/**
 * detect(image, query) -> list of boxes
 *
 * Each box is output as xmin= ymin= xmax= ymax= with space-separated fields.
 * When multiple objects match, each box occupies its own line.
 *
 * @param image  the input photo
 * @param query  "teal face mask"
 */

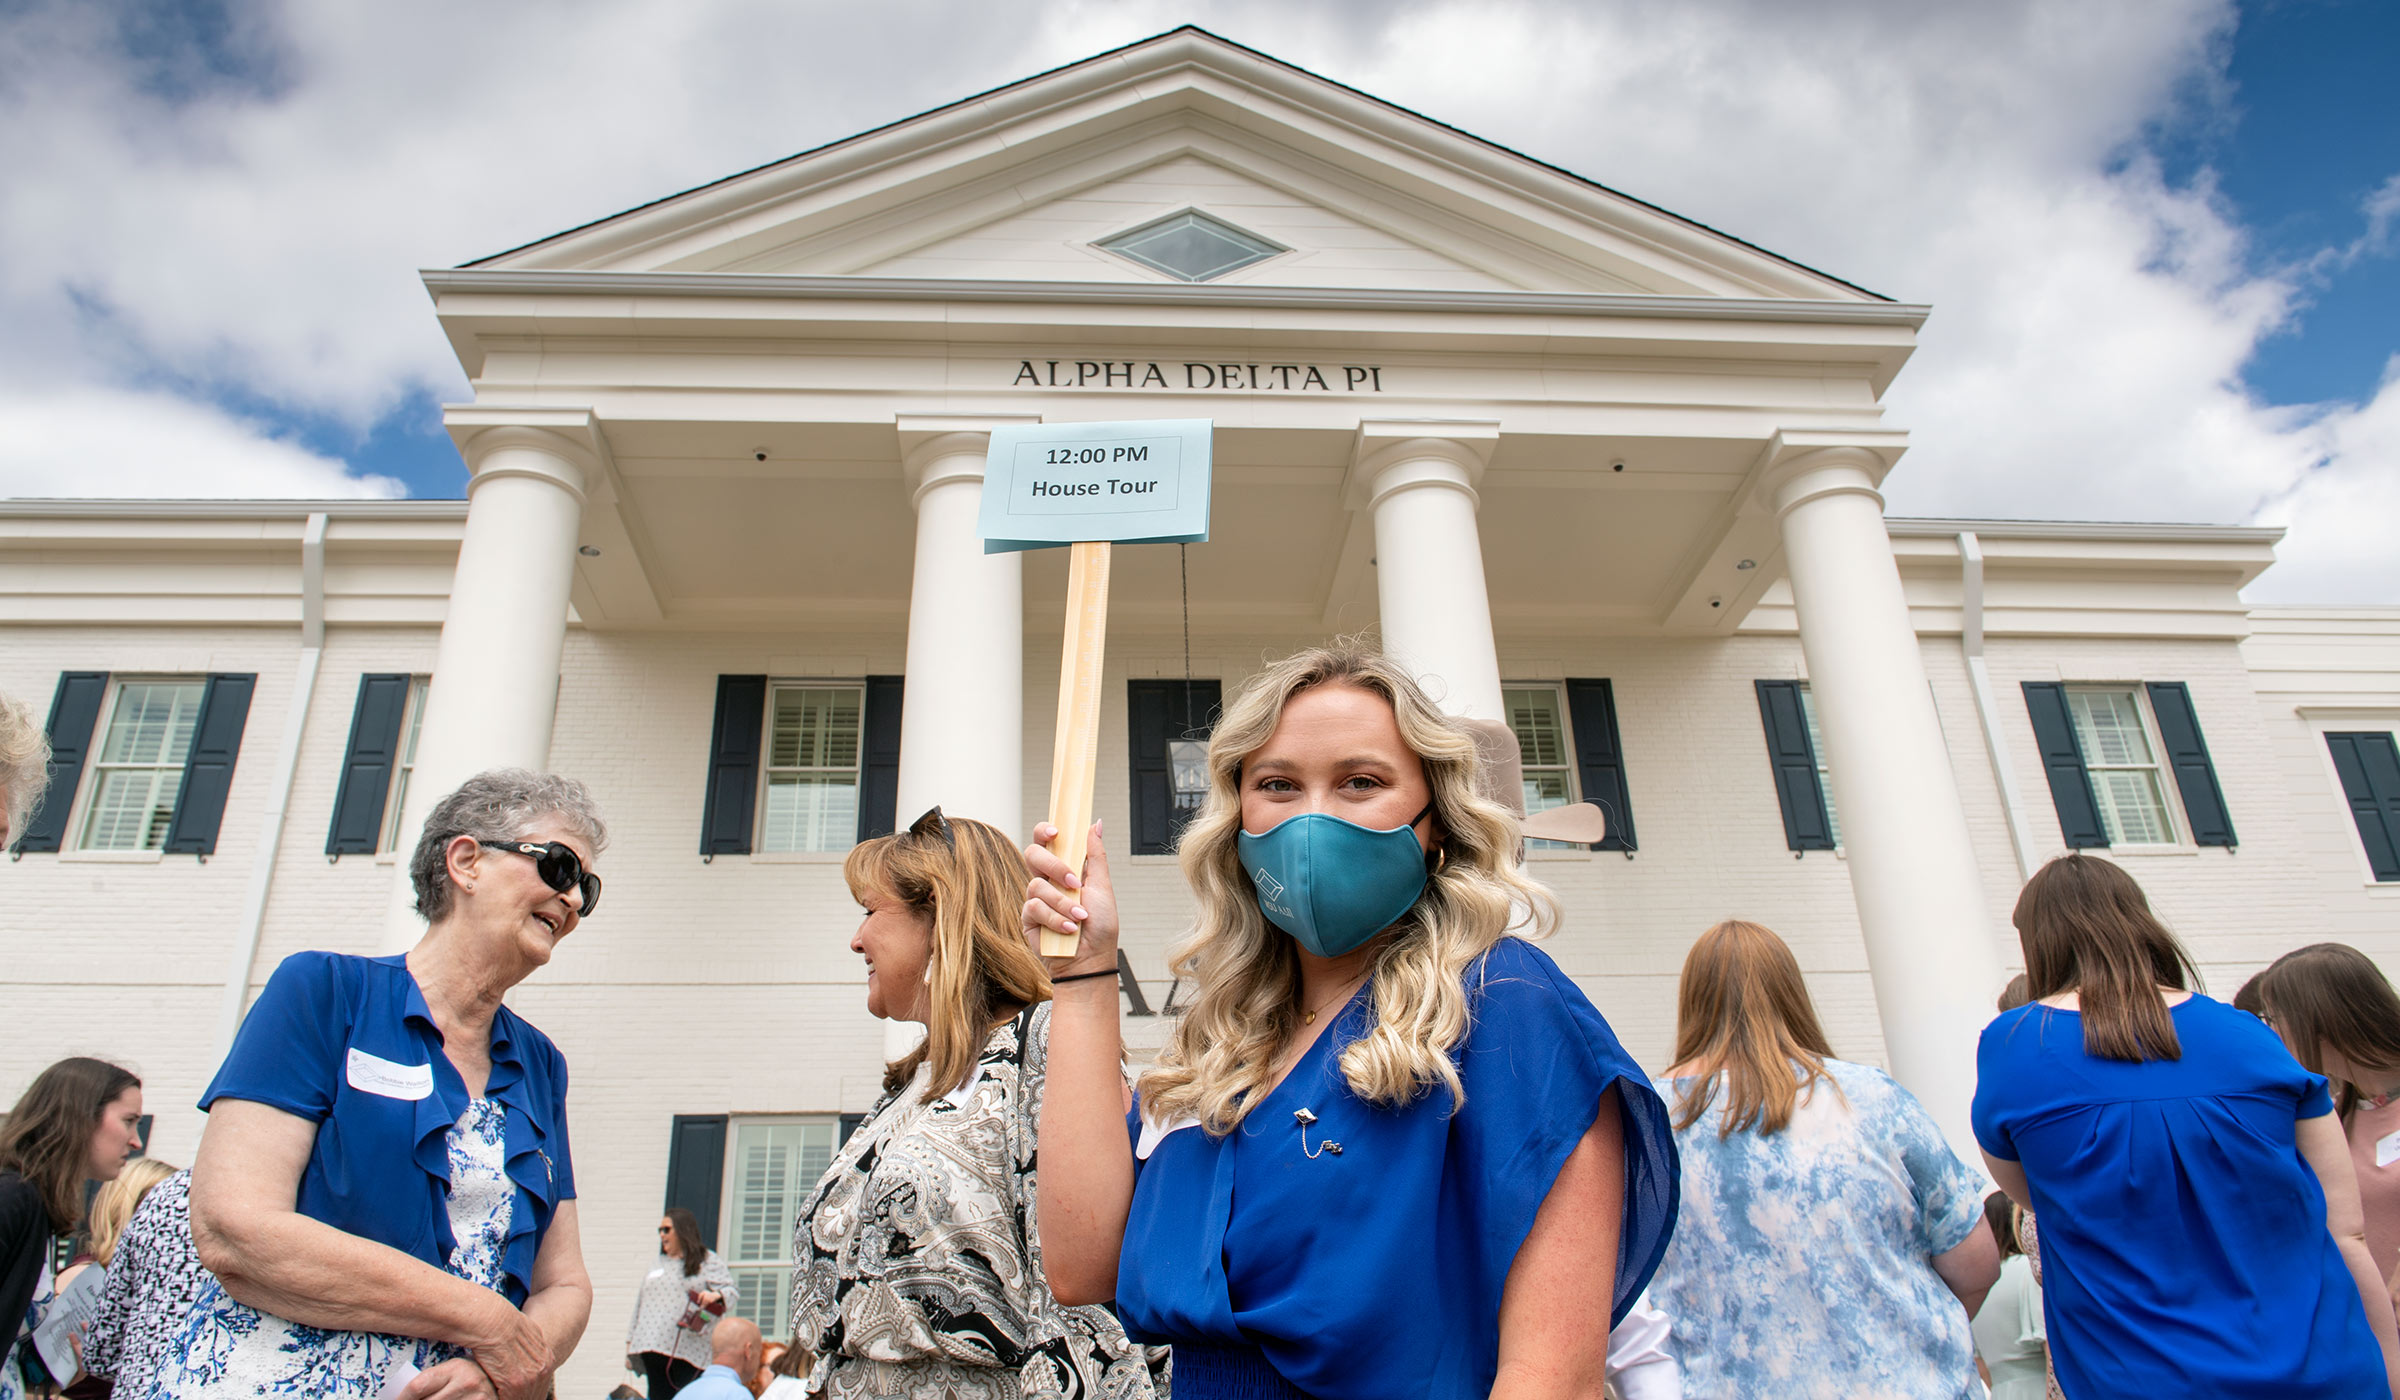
xmin=1236 ymin=804 xmax=1434 ymax=958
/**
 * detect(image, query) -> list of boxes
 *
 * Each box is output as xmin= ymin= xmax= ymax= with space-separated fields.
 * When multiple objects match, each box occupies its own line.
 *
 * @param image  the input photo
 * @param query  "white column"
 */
xmin=1356 ymin=430 xmax=1505 ymax=722
xmin=380 ymin=426 xmax=592 ymax=952
xmin=894 ymin=430 xmax=1025 ymax=834
xmin=1767 ymin=445 xmax=2003 ymax=1160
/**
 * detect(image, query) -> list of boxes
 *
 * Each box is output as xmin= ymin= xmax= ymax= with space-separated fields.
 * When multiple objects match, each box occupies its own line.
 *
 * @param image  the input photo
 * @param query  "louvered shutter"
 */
xmin=1755 ymin=681 xmax=1834 ymax=851
xmin=1565 ymin=679 xmax=1636 ymax=852
xmin=663 ymin=1114 xmax=729 ymax=1248
xmin=2327 ymin=733 xmax=2400 ymax=882
xmin=700 ymin=676 xmax=766 ymax=856
xmin=2145 ymin=682 xmax=2235 ymax=847
xmin=327 ymin=674 xmax=412 ymax=855
xmin=13 ymin=671 xmax=107 ymax=854
xmin=856 ymin=676 xmax=904 ymax=841
xmin=2022 ymin=682 xmax=2108 ymax=848
xmin=164 ymin=673 xmax=256 ymax=856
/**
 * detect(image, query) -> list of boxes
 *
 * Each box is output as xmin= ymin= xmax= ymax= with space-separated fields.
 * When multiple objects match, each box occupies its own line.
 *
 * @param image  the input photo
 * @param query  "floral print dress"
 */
xmin=151 ymin=1099 xmax=515 ymax=1399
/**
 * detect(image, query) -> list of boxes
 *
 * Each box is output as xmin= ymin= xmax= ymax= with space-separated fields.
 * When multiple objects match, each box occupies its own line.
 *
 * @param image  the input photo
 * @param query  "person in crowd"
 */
xmin=791 ymin=807 xmax=1156 ymax=1398
xmin=1645 ymin=919 xmax=1996 ymax=1398
xmin=155 ymin=769 xmax=603 ymax=1400
xmin=624 ymin=1208 xmax=736 ymax=1400
xmin=0 ymin=1059 xmax=144 ymax=1400
xmin=0 ymin=687 xmax=50 ymax=855
xmin=50 ymin=1156 xmax=174 ymax=1398
xmin=1988 ymin=973 xmax=2065 ymax=1400
xmin=671 ymin=1317 xmax=760 ymax=1400
xmin=748 ymin=1342 xmax=783 ymax=1399
xmin=1970 ymin=1192 xmax=2049 ymax=1400
xmin=1028 ymin=643 xmax=1678 ymax=1400
xmin=1974 ymin=853 xmax=2400 ymax=1397
xmin=2234 ymin=969 xmax=2269 ymax=1018
xmin=80 ymin=1165 xmax=204 ymax=1400
xmin=755 ymin=1337 xmax=809 ymax=1400
xmin=2256 ymin=941 xmax=2400 ymax=1316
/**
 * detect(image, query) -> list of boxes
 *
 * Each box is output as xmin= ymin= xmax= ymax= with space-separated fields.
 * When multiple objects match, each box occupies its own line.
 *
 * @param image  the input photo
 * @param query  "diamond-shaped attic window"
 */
xmin=1098 ymin=210 xmax=1283 ymax=282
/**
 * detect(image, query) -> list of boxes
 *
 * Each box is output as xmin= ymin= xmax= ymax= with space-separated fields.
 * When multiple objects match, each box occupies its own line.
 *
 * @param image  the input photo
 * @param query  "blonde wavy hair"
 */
xmin=845 ymin=812 xmax=1053 ymax=1100
xmin=0 ymin=689 xmax=51 ymax=842
xmin=87 ymin=1157 xmax=175 ymax=1266
xmin=1139 ymin=643 xmax=1557 ymax=1134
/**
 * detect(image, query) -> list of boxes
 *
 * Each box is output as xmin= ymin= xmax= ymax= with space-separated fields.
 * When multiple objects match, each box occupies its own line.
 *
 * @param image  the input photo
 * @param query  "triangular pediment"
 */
xmin=473 ymin=28 xmax=1880 ymax=302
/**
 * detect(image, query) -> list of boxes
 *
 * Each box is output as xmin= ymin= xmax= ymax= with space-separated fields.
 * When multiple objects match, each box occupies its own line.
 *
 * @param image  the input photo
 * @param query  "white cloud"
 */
xmin=0 ymin=0 xmax=2392 ymax=599
xmin=0 ymin=387 xmax=401 ymax=499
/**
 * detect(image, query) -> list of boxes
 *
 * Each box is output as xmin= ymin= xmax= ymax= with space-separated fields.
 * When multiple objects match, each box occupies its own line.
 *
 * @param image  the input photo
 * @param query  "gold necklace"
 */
xmin=1300 ymin=972 xmax=1369 ymax=1026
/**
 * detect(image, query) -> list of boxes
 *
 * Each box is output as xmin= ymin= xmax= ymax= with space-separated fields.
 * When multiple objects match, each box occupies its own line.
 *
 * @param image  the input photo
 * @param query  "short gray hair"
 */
xmin=0 ymin=690 xmax=53 ymax=842
xmin=410 ymin=768 xmax=609 ymax=921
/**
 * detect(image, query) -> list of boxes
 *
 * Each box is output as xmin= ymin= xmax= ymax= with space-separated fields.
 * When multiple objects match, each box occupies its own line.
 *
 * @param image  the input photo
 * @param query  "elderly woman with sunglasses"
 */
xmin=157 ymin=769 xmax=605 ymax=1400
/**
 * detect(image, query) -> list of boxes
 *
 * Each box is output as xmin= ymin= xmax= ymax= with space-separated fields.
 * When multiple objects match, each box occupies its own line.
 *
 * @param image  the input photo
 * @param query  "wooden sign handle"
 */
xmin=1044 ymin=541 xmax=1111 ymax=957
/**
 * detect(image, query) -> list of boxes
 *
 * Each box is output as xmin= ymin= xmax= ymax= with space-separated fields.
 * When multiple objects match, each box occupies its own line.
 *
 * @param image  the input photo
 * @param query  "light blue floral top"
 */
xmin=1646 ymin=1059 xmax=1984 ymax=1400
xmin=151 ymin=1099 xmax=514 ymax=1399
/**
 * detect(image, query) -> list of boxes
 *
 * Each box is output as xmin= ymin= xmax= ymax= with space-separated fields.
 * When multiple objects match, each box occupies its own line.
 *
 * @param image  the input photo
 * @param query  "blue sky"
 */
xmin=2 ymin=0 xmax=2395 ymax=599
xmin=2162 ymin=0 xmax=2399 ymax=408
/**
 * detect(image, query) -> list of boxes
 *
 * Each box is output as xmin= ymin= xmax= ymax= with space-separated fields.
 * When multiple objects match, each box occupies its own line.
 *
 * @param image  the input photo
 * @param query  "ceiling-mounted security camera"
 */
xmin=752 ymin=447 xmax=770 ymax=462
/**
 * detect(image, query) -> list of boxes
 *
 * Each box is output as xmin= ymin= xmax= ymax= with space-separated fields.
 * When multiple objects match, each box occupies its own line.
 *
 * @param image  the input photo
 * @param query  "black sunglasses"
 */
xmin=478 ymin=840 xmax=602 ymax=916
xmin=908 ymin=805 xmax=954 ymax=849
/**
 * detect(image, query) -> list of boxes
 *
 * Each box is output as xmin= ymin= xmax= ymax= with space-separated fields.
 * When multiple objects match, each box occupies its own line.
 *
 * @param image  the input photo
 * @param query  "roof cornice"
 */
xmin=0 ymin=499 xmax=467 ymax=518
xmin=421 ymin=269 xmax=1929 ymax=328
xmin=1886 ymin=517 xmax=2285 ymax=545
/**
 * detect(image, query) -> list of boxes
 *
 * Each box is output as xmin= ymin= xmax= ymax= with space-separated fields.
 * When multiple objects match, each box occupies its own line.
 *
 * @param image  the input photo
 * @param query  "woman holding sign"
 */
xmin=1026 ymin=644 xmax=1677 ymax=1400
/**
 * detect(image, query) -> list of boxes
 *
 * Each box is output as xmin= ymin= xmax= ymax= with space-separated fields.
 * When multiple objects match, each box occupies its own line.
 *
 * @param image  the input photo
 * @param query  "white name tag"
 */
xmin=346 ymin=1048 xmax=434 ymax=1101
xmin=2377 ymin=1129 xmax=2400 ymax=1169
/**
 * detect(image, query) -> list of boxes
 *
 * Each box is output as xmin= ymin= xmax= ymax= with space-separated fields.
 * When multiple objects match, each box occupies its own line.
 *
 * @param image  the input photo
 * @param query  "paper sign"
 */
xmin=346 ymin=1047 xmax=435 ymax=1101
xmin=979 ymin=419 xmax=1212 ymax=553
xmin=375 ymin=1358 xmax=422 ymax=1400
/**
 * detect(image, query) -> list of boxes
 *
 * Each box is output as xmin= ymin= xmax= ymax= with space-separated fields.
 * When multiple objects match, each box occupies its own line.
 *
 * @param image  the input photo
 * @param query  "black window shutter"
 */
xmin=1755 ymin=681 xmax=1835 ymax=851
xmin=699 ymin=676 xmax=766 ymax=856
xmin=838 ymin=1112 xmax=867 ymax=1146
xmin=1565 ymin=679 xmax=1637 ymax=852
xmin=2022 ymin=682 xmax=2108 ymax=848
xmin=327 ymin=674 xmax=413 ymax=855
xmin=1128 ymin=679 xmax=1220 ymax=856
xmin=2145 ymin=682 xmax=2235 ymax=847
xmin=662 ymin=1114 xmax=729 ymax=1249
xmin=164 ymin=673 xmax=256 ymax=856
xmin=13 ymin=671 xmax=107 ymax=854
xmin=857 ymin=675 xmax=904 ymax=841
xmin=2327 ymin=732 xmax=2400 ymax=882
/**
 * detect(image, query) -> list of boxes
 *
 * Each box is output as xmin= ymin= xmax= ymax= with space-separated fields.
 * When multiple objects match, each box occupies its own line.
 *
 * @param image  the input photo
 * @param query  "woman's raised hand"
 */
xmin=1024 ymin=820 xmax=1120 ymax=978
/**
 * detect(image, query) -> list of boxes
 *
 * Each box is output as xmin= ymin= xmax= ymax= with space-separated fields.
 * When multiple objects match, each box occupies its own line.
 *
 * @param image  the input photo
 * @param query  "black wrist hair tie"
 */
xmin=1052 ymin=968 xmax=1119 ymax=984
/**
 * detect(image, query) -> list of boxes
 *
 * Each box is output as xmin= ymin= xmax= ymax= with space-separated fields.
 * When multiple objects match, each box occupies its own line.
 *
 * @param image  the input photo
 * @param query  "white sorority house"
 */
xmin=5 ymin=28 xmax=2398 ymax=1391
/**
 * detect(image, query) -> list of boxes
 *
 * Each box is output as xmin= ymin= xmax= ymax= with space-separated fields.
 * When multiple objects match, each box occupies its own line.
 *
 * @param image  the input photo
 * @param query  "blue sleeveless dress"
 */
xmin=1118 ymin=937 xmax=1678 ymax=1400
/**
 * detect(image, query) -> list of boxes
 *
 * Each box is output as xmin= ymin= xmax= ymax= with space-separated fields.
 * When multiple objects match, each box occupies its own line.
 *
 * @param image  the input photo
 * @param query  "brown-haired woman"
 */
xmin=1645 ymin=920 xmax=1996 ymax=1398
xmin=1974 ymin=853 xmax=2400 ymax=1397
xmin=787 ymin=807 xmax=1155 ymax=1399
xmin=0 ymin=1057 xmax=145 ymax=1397
xmin=623 ymin=1207 xmax=737 ymax=1398
xmin=2257 ymin=941 xmax=2400 ymax=1320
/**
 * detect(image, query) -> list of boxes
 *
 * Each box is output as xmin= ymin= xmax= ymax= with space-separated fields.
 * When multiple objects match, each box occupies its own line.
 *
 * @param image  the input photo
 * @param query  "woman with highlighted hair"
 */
xmin=1026 ymin=643 xmax=1677 ymax=1400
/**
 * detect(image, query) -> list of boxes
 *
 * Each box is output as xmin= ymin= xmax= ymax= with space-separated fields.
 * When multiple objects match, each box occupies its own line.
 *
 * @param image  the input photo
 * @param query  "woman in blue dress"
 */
xmin=1023 ymin=644 xmax=1677 ymax=1400
xmin=157 ymin=770 xmax=604 ymax=1400
xmin=1973 ymin=853 xmax=2400 ymax=1398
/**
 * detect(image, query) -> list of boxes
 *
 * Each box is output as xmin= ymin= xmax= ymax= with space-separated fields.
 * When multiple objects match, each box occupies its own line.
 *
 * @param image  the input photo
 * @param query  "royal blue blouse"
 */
xmin=1973 ymin=994 xmax=2383 ymax=1398
xmin=202 ymin=951 xmax=577 ymax=1306
xmin=1117 ymin=937 xmax=1677 ymax=1400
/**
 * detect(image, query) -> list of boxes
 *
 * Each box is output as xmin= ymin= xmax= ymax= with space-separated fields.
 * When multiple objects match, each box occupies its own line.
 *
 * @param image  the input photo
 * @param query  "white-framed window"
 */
xmin=78 ymin=679 xmax=205 ymax=852
xmin=2066 ymin=687 xmax=2178 ymax=846
xmin=719 ymin=1117 xmax=840 ymax=1339
xmin=1797 ymin=683 xmax=1841 ymax=847
xmin=759 ymin=684 xmax=864 ymax=853
xmin=379 ymin=677 xmax=431 ymax=854
xmin=1503 ymin=685 xmax=1580 ymax=849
